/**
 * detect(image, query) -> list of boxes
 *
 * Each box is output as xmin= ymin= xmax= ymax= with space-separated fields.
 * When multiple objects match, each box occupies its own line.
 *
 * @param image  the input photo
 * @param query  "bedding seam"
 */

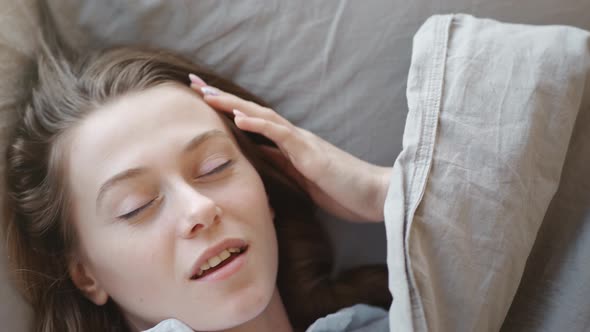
xmin=404 ymin=14 xmax=453 ymax=332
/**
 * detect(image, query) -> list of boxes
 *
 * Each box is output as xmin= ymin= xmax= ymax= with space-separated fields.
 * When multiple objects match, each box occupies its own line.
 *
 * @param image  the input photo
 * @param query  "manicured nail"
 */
xmin=188 ymin=73 xmax=206 ymax=86
xmin=201 ymin=86 xmax=220 ymax=96
xmin=233 ymin=109 xmax=247 ymax=117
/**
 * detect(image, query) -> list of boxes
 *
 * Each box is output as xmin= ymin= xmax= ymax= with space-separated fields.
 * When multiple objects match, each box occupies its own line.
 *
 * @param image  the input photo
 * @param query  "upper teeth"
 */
xmin=197 ymin=247 xmax=242 ymax=276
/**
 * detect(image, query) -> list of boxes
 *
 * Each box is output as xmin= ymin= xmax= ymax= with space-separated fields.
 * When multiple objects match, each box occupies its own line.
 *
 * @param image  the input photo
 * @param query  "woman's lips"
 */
xmin=193 ymin=246 xmax=248 ymax=282
xmin=188 ymin=238 xmax=248 ymax=280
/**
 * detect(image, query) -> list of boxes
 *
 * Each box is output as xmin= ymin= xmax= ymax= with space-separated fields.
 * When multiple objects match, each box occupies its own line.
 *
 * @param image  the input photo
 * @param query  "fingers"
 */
xmin=187 ymin=73 xmax=300 ymax=149
xmin=188 ymin=73 xmax=207 ymax=88
xmin=187 ymin=73 xmax=316 ymax=171
xmin=188 ymin=76 xmax=289 ymax=127
xmin=232 ymin=112 xmax=294 ymax=150
xmin=211 ymin=91 xmax=287 ymax=126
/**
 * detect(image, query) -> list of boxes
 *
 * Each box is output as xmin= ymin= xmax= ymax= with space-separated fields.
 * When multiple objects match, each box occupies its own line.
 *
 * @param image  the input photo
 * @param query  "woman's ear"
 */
xmin=68 ymin=260 xmax=109 ymax=306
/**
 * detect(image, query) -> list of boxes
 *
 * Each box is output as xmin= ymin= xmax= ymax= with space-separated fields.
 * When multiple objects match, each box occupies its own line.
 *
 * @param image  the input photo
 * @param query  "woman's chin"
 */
xmin=184 ymin=285 xmax=276 ymax=331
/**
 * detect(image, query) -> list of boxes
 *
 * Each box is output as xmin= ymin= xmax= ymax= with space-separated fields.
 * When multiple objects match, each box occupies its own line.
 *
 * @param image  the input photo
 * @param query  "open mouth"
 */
xmin=190 ymin=245 xmax=248 ymax=280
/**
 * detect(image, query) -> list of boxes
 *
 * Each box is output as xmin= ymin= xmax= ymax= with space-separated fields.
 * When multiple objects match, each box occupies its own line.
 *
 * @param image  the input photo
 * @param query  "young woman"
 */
xmin=1 ymin=3 xmax=392 ymax=332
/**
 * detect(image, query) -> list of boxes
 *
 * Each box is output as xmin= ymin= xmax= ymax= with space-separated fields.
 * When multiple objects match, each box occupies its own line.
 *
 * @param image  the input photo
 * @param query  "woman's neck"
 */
xmin=225 ymin=287 xmax=294 ymax=332
xmin=127 ymin=287 xmax=295 ymax=332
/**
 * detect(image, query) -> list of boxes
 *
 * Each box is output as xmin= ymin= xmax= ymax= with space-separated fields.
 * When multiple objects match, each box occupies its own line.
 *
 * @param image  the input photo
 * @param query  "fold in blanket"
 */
xmin=384 ymin=14 xmax=590 ymax=332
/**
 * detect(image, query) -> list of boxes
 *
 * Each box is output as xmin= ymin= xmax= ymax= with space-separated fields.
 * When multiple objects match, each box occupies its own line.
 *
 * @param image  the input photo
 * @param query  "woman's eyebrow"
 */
xmin=96 ymin=168 xmax=146 ymax=212
xmin=181 ymin=129 xmax=229 ymax=154
xmin=95 ymin=129 xmax=229 ymax=211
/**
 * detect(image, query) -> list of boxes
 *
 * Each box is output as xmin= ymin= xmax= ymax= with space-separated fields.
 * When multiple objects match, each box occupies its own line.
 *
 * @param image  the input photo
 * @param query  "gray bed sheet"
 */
xmin=2 ymin=1 xmax=590 ymax=331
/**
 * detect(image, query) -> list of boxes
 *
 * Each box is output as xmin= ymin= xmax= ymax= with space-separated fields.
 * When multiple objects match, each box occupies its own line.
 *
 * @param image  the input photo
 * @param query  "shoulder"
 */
xmin=142 ymin=319 xmax=193 ymax=332
xmin=305 ymin=304 xmax=389 ymax=332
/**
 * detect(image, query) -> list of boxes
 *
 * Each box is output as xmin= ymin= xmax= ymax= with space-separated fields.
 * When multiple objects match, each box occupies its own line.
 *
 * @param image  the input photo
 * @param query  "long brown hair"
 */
xmin=1 ymin=1 xmax=391 ymax=331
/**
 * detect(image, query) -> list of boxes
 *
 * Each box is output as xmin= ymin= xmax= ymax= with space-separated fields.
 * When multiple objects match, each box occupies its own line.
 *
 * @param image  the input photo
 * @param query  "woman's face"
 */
xmin=66 ymin=83 xmax=278 ymax=330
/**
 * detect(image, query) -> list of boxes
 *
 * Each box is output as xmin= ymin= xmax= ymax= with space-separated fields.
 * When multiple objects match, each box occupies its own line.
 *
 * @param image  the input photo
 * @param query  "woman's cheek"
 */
xmin=224 ymin=166 xmax=267 ymax=206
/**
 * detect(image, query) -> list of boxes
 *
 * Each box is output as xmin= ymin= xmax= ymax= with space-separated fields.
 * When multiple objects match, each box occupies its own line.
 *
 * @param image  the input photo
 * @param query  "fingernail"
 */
xmin=188 ymin=73 xmax=206 ymax=86
xmin=201 ymin=86 xmax=220 ymax=96
xmin=233 ymin=109 xmax=247 ymax=117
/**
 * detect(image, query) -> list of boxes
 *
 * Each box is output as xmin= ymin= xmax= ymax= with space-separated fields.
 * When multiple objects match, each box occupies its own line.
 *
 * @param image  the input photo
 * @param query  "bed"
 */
xmin=1 ymin=1 xmax=589 ymax=331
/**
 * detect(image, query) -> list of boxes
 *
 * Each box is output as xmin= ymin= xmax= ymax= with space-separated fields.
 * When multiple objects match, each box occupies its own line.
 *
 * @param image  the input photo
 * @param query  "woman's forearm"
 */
xmin=369 ymin=166 xmax=392 ymax=222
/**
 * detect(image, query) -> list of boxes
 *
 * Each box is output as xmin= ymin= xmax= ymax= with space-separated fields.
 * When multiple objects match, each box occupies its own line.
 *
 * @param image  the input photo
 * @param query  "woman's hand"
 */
xmin=189 ymin=76 xmax=391 ymax=222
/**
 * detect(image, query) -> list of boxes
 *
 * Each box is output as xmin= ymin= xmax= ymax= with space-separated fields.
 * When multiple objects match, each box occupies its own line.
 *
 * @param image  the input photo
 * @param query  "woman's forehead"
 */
xmin=94 ymin=83 xmax=221 ymax=127
xmin=73 ymin=84 xmax=228 ymax=150
xmin=66 ymin=84 xmax=233 ymax=201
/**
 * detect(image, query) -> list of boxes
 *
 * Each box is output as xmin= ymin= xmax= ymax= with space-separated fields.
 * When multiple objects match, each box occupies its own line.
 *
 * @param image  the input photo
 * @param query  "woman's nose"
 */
xmin=175 ymin=184 xmax=222 ymax=239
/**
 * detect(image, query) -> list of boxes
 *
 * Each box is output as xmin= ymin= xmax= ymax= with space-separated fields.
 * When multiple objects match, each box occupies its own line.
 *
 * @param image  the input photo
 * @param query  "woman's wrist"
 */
xmin=368 ymin=166 xmax=392 ymax=222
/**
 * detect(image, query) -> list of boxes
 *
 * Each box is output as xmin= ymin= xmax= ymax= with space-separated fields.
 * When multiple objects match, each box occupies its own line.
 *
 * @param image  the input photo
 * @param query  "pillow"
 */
xmin=384 ymin=14 xmax=590 ymax=331
xmin=56 ymin=0 xmax=590 ymax=274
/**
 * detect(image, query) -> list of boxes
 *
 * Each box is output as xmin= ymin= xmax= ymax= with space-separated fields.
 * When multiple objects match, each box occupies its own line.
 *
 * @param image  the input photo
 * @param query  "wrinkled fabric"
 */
xmin=144 ymin=319 xmax=194 ymax=332
xmin=2 ymin=2 xmax=590 ymax=330
xmin=145 ymin=304 xmax=388 ymax=332
xmin=305 ymin=304 xmax=388 ymax=332
xmin=385 ymin=13 xmax=590 ymax=332
xmin=139 ymin=13 xmax=590 ymax=332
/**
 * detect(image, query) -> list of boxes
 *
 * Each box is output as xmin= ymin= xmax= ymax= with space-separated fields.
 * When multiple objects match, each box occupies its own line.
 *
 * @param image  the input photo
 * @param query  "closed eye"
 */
xmin=199 ymin=159 xmax=233 ymax=178
xmin=118 ymin=160 xmax=234 ymax=221
xmin=118 ymin=197 xmax=157 ymax=220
